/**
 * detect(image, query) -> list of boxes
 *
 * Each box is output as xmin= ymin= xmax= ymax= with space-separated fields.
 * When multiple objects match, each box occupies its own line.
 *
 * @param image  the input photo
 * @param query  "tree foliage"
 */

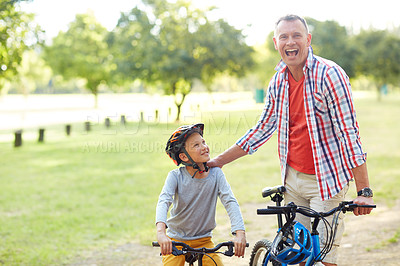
xmin=12 ymin=50 xmax=51 ymax=94
xmin=44 ymin=12 xmax=111 ymax=107
xmin=354 ymin=29 xmax=400 ymax=92
xmin=306 ymin=18 xmax=357 ymax=78
xmin=107 ymin=7 xmax=160 ymax=88
xmin=110 ymin=0 xmax=254 ymax=120
xmin=0 ymin=0 xmax=43 ymax=91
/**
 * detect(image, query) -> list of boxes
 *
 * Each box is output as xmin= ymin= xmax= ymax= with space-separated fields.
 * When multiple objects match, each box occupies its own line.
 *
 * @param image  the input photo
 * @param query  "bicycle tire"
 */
xmin=249 ymin=239 xmax=281 ymax=266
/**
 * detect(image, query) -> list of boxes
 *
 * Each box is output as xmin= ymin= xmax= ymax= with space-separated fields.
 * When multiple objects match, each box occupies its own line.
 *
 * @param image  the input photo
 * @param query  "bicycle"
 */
xmin=152 ymin=240 xmax=249 ymax=266
xmin=249 ymin=185 xmax=376 ymax=266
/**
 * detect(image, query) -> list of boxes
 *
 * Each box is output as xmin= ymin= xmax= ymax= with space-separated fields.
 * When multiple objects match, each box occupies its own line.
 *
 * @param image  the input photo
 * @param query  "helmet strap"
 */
xmin=181 ymin=148 xmax=209 ymax=178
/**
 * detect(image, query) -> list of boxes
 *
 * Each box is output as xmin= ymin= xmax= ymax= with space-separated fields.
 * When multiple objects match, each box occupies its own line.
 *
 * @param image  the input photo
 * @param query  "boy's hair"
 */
xmin=165 ymin=123 xmax=204 ymax=166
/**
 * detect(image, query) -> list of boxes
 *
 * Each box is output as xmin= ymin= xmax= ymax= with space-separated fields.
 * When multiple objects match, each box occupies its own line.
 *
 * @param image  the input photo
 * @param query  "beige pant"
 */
xmin=284 ymin=165 xmax=348 ymax=264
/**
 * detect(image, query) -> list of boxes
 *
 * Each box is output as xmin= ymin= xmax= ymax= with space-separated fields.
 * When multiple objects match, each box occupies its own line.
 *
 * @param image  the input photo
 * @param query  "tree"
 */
xmin=305 ymin=18 xmax=357 ymax=78
xmin=111 ymin=0 xmax=254 ymax=120
xmin=255 ymin=31 xmax=282 ymax=87
xmin=140 ymin=0 xmax=254 ymax=121
xmin=11 ymin=50 xmax=52 ymax=95
xmin=107 ymin=7 xmax=160 ymax=90
xmin=354 ymin=29 xmax=400 ymax=99
xmin=0 ymin=0 xmax=43 ymax=92
xmin=44 ymin=12 xmax=111 ymax=107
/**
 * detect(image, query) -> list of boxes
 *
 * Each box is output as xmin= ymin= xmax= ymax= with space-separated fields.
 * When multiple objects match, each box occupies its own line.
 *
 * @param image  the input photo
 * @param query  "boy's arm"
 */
xmin=216 ymin=169 xmax=247 ymax=257
xmin=155 ymin=171 xmax=177 ymax=255
xmin=156 ymin=222 xmax=172 ymax=255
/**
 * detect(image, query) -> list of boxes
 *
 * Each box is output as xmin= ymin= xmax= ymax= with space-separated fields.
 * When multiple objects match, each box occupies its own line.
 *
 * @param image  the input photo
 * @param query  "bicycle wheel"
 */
xmin=249 ymin=239 xmax=281 ymax=266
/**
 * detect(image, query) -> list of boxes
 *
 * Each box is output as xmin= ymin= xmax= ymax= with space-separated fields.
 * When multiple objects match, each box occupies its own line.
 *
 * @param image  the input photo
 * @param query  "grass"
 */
xmin=0 ymin=93 xmax=399 ymax=264
xmin=366 ymin=228 xmax=400 ymax=251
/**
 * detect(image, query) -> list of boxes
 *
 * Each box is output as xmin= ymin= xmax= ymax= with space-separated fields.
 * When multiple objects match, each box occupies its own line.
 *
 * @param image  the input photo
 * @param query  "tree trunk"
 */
xmin=94 ymin=93 xmax=98 ymax=109
xmin=174 ymin=93 xmax=187 ymax=122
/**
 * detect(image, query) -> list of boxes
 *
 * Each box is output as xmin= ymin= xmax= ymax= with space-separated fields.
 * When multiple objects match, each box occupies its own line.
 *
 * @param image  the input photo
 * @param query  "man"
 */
xmin=208 ymin=15 xmax=374 ymax=266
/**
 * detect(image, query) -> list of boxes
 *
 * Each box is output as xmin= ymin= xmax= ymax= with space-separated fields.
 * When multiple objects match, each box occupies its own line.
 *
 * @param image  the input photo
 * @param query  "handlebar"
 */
xmin=152 ymin=241 xmax=249 ymax=257
xmin=257 ymin=201 xmax=376 ymax=217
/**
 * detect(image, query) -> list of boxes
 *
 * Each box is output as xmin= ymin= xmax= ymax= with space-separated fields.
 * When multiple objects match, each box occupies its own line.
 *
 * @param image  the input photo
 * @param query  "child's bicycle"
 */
xmin=249 ymin=185 xmax=376 ymax=266
xmin=152 ymin=240 xmax=249 ymax=266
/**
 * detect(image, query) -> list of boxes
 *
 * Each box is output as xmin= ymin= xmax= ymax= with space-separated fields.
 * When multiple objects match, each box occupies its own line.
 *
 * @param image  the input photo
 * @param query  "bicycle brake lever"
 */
xmin=172 ymin=246 xmax=184 ymax=256
xmin=224 ymin=246 xmax=234 ymax=257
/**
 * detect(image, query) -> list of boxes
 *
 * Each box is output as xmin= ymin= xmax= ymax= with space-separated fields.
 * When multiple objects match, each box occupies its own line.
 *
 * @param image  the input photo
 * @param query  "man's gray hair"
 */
xmin=275 ymin=14 xmax=309 ymax=36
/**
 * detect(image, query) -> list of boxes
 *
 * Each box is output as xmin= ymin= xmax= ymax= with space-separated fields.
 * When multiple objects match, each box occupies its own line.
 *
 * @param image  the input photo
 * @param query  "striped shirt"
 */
xmin=237 ymin=47 xmax=366 ymax=200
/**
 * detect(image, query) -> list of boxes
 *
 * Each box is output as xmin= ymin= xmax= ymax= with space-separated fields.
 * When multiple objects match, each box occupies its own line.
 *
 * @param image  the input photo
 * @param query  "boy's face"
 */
xmin=180 ymin=132 xmax=210 ymax=164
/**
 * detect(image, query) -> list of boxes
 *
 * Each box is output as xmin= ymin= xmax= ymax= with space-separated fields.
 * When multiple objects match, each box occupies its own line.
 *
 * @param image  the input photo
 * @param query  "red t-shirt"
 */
xmin=287 ymin=72 xmax=315 ymax=174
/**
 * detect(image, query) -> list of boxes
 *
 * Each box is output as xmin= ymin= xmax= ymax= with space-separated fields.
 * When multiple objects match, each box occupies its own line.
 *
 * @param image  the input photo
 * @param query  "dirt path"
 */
xmin=70 ymin=200 xmax=400 ymax=266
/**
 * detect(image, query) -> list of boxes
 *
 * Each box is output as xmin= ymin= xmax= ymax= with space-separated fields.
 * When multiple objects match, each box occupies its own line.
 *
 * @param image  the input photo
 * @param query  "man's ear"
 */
xmin=179 ymin=152 xmax=189 ymax=162
xmin=273 ymin=36 xmax=278 ymax=50
xmin=307 ymin=33 xmax=312 ymax=46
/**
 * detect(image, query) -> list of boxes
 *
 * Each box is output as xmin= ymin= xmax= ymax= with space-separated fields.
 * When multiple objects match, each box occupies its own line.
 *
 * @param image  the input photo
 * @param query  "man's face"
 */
xmin=273 ymin=19 xmax=312 ymax=69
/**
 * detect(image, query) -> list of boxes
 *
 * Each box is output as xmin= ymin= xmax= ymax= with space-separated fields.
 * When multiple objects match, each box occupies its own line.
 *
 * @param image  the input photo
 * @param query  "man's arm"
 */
xmin=351 ymin=163 xmax=374 ymax=216
xmin=207 ymin=144 xmax=248 ymax=168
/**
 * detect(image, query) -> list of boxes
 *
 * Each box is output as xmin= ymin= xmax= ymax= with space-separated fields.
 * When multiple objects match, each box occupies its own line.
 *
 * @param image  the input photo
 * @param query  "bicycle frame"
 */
xmin=262 ymin=223 xmax=322 ymax=266
xmin=259 ymin=186 xmax=324 ymax=265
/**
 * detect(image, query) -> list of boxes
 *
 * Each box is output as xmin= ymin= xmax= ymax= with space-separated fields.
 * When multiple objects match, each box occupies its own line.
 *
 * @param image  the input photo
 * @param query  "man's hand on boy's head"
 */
xmin=207 ymin=144 xmax=248 ymax=169
xmin=207 ymin=158 xmax=224 ymax=168
xmin=233 ymin=230 xmax=246 ymax=257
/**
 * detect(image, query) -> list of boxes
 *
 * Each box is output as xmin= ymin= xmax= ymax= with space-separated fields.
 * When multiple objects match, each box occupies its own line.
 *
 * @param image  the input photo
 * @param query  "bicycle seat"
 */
xmin=262 ymin=185 xmax=286 ymax=198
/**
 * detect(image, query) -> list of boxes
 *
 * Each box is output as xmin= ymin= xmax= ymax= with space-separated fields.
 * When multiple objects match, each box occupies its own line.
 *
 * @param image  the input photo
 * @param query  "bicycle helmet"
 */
xmin=165 ymin=123 xmax=208 ymax=173
xmin=270 ymin=221 xmax=312 ymax=264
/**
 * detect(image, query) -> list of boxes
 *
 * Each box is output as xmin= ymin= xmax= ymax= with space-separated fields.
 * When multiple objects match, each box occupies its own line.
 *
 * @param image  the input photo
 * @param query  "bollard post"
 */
xmin=85 ymin=121 xmax=91 ymax=132
xmin=105 ymin=118 xmax=111 ymax=128
xmin=140 ymin=112 xmax=144 ymax=122
xmin=155 ymin=110 xmax=159 ymax=121
xmin=14 ymin=130 xmax=22 ymax=147
xmin=38 ymin=128 xmax=45 ymax=143
xmin=121 ymin=115 xmax=126 ymax=125
xmin=66 ymin=124 xmax=71 ymax=136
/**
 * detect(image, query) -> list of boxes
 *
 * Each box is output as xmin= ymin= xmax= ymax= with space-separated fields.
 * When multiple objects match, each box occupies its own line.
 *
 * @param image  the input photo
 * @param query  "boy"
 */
xmin=155 ymin=123 xmax=246 ymax=266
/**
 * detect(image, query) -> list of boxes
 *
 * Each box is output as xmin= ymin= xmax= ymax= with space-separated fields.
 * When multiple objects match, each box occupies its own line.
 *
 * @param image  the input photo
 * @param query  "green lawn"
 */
xmin=0 ymin=94 xmax=399 ymax=264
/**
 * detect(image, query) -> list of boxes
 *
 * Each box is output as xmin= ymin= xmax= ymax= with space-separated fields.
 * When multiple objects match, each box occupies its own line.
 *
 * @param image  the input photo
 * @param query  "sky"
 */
xmin=19 ymin=0 xmax=400 ymax=45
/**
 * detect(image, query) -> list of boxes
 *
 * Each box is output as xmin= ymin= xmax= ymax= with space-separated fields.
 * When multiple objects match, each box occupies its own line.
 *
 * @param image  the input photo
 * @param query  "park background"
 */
xmin=1 ymin=0 xmax=400 ymax=265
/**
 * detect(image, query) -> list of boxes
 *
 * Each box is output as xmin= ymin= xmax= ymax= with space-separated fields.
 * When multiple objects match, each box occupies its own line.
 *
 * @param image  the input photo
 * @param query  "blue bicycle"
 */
xmin=249 ymin=185 xmax=376 ymax=266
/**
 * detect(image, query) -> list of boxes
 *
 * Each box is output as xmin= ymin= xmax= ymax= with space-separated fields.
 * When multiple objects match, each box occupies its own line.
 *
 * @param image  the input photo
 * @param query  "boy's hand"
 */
xmin=233 ymin=230 xmax=246 ymax=257
xmin=157 ymin=233 xmax=172 ymax=255
xmin=156 ymin=222 xmax=172 ymax=255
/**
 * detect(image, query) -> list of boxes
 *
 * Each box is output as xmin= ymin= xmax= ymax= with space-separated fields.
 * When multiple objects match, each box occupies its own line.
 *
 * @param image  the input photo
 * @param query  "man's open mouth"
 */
xmin=285 ymin=49 xmax=298 ymax=56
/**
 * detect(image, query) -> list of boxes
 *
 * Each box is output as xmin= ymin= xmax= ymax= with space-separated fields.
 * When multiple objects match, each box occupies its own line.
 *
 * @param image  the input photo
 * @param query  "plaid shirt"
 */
xmin=237 ymin=47 xmax=366 ymax=200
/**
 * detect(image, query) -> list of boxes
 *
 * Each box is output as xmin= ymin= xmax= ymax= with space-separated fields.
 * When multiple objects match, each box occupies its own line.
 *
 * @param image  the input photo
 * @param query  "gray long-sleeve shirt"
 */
xmin=155 ymin=167 xmax=245 ymax=241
